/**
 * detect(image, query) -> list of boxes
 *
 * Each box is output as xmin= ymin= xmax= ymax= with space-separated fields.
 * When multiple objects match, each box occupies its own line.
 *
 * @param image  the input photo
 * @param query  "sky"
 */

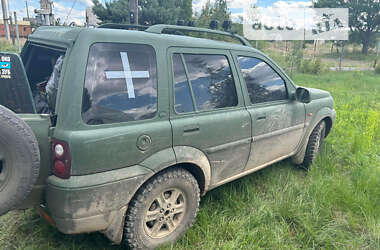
xmin=1 ymin=0 xmax=312 ymax=26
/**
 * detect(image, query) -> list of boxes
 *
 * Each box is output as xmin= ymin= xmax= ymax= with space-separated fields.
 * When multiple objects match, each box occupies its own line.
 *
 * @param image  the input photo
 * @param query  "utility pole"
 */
xmin=339 ymin=43 xmax=345 ymax=71
xmin=129 ymin=0 xmax=138 ymax=25
xmin=25 ymin=0 xmax=30 ymax=20
xmin=9 ymin=14 xmax=15 ymax=45
xmin=1 ymin=0 xmax=11 ymax=40
xmin=14 ymin=12 xmax=21 ymax=53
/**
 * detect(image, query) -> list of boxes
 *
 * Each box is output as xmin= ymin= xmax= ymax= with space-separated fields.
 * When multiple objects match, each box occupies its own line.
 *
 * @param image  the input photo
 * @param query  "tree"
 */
xmin=314 ymin=0 xmax=380 ymax=54
xmin=196 ymin=0 xmax=231 ymax=28
xmin=139 ymin=0 xmax=192 ymax=25
xmin=92 ymin=0 xmax=130 ymax=24
xmin=92 ymin=0 xmax=192 ymax=25
xmin=178 ymin=0 xmax=193 ymax=23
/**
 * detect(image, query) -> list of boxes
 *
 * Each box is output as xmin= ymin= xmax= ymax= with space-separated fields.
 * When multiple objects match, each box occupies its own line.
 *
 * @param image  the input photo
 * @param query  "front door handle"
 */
xmin=183 ymin=125 xmax=200 ymax=133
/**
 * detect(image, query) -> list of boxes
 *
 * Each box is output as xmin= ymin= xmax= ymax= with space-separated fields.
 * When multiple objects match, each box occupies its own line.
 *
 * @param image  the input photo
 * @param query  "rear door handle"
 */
xmin=183 ymin=125 xmax=200 ymax=133
xmin=256 ymin=116 xmax=266 ymax=121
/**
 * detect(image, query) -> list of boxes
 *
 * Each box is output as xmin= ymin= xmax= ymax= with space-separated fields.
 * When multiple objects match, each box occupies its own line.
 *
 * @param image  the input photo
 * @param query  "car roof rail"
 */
xmin=145 ymin=24 xmax=252 ymax=47
xmin=97 ymin=23 xmax=149 ymax=31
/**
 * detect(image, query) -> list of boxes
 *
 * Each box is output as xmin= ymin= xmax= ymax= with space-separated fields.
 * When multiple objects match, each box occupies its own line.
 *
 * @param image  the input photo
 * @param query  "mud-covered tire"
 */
xmin=124 ymin=168 xmax=200 ymax=249
xmin=0 ymin=105 xmax=40 ymax=216
xmin=302 ymin=120 xmax=326 ymax=168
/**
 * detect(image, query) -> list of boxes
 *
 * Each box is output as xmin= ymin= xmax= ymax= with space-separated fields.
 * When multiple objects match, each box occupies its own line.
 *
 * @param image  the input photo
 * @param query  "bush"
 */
xmin=298 ymin=58 xmax=325 ymax=74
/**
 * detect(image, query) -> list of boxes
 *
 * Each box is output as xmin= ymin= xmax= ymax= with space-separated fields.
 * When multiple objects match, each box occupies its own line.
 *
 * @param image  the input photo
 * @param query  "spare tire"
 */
xmin=0 ymin=105 xmax=40 ymax=216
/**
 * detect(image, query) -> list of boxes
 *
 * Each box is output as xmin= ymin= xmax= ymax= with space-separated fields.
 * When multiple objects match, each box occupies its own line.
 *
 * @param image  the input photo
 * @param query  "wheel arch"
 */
xmin=292 ymin=109 xmax=335 ymax=165
xmin=173 ymin=146 xmax=211 ymax=195
xmin=139 ymin=146 xmax=211 ymax=195
xmin=135 ymin=146 xmax=211 ymax=198
xmin=308 ymin=107 xmax=335 ymax=139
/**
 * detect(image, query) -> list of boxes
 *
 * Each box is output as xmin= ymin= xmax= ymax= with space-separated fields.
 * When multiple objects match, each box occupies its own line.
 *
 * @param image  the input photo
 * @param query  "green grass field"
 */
xmin=0 ymin=71 xmax=379 ymax=249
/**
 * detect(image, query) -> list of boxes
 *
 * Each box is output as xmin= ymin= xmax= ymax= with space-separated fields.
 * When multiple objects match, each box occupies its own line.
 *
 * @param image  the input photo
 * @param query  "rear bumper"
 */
xmin=45 ymin=165 xmax=152 ymax=235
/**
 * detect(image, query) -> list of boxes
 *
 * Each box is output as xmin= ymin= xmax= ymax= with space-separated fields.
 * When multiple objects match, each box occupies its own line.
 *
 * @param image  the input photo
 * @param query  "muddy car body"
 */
xmin=0 ymin=25 xmax=336 ymax=249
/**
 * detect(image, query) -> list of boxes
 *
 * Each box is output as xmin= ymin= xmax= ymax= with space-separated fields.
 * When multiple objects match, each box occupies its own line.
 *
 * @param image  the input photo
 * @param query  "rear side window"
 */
xmin=82 ymin=43 xmax=157 ymax=125
xmin=237 ymin=56 xmax=287 ymax=104
xmin=173 ymin=54 xmax=194 ymax=113
xmin=172 ymin=53 xmax=238 ymax=113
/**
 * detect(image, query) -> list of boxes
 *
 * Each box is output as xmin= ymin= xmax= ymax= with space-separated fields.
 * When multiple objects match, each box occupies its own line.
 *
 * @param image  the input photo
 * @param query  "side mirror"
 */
xmin=295 ymin=87 xmax=311 ymax=104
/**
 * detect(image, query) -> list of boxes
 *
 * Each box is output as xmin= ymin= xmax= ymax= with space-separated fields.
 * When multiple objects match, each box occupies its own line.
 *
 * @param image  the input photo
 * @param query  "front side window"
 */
xmin=182 ymin=54 xmax=238 ymax=112
xmin=237 ymin=56 xmax=287 ymax=104
xmin=82 ymin=43 xmax=157 ymax=125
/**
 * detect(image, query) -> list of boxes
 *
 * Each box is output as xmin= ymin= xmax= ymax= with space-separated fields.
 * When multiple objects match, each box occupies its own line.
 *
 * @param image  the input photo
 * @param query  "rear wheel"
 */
xmin=302 ymin=120 xmax=326 ymax=168
xmin=0 ymin=105 xmax=40 ymax=215
xmin=124 ymin=168 xmax=200 ymax=249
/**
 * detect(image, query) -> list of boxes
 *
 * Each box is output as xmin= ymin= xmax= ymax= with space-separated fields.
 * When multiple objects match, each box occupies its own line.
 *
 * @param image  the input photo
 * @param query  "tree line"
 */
xmin=91 ymin=0 xmax=379 ymax=55
xmin=92 ymin=0 xmax=230 ymax=27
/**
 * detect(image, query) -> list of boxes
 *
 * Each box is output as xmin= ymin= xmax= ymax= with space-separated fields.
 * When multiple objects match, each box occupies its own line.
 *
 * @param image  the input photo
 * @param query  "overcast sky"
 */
xmin=2 ymin=0 xmax=311 ymax=25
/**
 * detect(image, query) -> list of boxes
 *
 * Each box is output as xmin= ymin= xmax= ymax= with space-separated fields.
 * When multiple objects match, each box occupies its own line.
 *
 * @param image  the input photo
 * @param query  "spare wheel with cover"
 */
xmin=0 ymin=105 xmax=40 ymax=215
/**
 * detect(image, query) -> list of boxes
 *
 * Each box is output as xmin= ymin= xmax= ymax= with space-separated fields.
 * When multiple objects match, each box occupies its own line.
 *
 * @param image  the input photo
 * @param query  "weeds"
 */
xmin=0 ymin=40 xmax=18 ymax=53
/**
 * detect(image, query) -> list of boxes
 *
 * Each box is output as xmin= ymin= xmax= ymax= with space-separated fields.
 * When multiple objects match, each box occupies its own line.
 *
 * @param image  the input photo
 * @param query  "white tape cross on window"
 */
xmin=105 ymin=52 xmax=150 ymax=99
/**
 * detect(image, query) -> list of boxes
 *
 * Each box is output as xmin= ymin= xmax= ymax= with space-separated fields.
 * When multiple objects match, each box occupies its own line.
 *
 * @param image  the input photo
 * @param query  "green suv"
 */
xmin=0 ymin=24 xmax=336 ymax=249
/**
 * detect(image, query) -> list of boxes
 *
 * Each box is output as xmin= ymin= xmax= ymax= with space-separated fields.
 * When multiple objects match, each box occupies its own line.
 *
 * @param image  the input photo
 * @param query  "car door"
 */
xmin=0 ymin=52 xmax=52 ymax=208
xmin=232 ymin=52 xmax=306 ymax=170
xmin=168 ymin=48 xmax=251 ymax=185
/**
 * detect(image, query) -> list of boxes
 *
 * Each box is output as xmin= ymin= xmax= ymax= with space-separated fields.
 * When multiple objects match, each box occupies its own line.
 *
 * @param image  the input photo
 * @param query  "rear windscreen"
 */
xmin=22 ymin=43 xmax=66 ymax=114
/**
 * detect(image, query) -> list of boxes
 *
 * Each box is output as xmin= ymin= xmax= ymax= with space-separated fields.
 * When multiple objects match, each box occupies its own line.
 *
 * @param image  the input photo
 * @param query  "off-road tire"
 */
xmin=123 ymin=168 xmax=200 ymax=249
xmin=0 ymin=105 xmax=40 ymax=215
xmin=302 ymin=120 xmax=326 ymax=168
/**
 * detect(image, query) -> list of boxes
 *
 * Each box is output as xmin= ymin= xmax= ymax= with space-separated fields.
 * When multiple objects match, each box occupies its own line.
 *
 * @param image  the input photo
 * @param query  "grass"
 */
xmin=0 ymin=71 xmax=379 ymax=249
xmin=0 ymin=40 xmax=20 ymax=53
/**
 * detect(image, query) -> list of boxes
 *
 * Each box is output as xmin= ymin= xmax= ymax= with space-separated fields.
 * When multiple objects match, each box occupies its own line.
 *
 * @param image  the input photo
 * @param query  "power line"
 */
xmin=64 ymin=0 xmax=77 ymax=24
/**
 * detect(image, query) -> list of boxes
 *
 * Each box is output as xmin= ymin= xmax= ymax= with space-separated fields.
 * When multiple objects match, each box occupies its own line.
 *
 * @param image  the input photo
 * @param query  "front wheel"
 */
xmin=123 ymin=168 xmax=200 ymax=249
xmin=302 ymin=120 xmax=326 ymax=168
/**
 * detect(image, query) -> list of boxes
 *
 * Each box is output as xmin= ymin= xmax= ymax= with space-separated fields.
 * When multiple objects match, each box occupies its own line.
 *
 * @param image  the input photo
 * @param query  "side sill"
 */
xmin=209 ymin=151 xmax=296 ymax=190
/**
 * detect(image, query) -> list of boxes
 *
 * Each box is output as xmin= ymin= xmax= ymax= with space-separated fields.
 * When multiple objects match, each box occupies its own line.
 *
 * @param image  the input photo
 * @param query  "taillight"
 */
xmin=51 ymin=139 xmax=71 ymax=179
